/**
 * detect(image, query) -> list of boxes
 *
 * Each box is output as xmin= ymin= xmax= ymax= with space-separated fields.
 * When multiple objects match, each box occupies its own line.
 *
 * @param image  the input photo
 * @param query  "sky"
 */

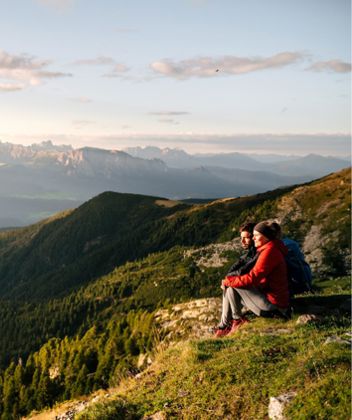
xmin=0 ymin=0 xmax=351 ymax=155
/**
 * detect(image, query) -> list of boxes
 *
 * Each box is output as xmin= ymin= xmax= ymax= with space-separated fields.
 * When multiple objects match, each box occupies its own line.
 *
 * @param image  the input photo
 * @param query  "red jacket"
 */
xmin=224 ymin=239 xmax=289 ymax=308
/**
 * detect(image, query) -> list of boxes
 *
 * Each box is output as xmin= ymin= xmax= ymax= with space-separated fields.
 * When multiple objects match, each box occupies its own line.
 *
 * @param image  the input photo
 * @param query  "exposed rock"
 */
xmin=137 ymin=353 xmax=153 ymax=369
xmin=277 ymin=194 xmax=303 ymax=222
xmin=302 ymin=225 xmax=325 ymax=271
xmin=184 ymin=241 xmax=239 ymax=268
xmin=296 ymin=314 xmax=321 ymax=325
xmin=324 ymin=335 xmax=351 ymax=346
xmin=142 ymin=410 xmax=166 ymax=420
xmin=155 ymin=297 xmax=221 ymax=343
xmin=54 ymin=401 xmax=88 ymax=420
xmin=268 ymin=391 xmax=297 ymax=420
xmin=49 ymin=365 xmax=60 ymax=380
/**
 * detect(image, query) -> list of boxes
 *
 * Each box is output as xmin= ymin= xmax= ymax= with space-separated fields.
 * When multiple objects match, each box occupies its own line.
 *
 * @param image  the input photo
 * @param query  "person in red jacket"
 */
xmin=214 ymin=221 xmax=290 ymax=337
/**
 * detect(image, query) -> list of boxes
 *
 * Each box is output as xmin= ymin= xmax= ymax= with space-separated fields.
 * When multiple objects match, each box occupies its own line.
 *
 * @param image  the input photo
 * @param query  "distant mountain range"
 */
xmin=0 ymin=140 xmax=349 ymax=227
xmin=124 ymin=145 xmax=350 ymax=175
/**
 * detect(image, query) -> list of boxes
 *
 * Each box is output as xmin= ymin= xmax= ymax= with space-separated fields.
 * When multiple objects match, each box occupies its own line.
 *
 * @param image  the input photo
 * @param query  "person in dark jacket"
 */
xmin=227 ymin=222 xmax=257 ymax=276
xmin=214 ymin=221 xmax=290 ymax=337
xmin=214 ymin=222 xmax=257 ymax=337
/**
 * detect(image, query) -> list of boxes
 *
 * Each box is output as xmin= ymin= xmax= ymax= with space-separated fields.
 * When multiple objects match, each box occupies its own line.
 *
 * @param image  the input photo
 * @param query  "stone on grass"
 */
xmin=143 ymin=411 xmax=166 ymax=420
xmin=296 ymin=314 xmax=321 ymax=325
xmin=137 ymin=353 xmax=153 ymax=369
xmin=55 ymin=401 xmax=88 ymax=420
xmin=324 ymin=335 xmax=351 ymax=346
xmin=268 ymin=392 xmax=297 ymax=420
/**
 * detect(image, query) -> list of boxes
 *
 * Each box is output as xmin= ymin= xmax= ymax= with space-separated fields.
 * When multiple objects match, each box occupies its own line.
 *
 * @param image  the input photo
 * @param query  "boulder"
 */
xmin=296 ymin=314 xmax=321 ymax=325
xmin=268 ymin=392 xmax=297 ymax=420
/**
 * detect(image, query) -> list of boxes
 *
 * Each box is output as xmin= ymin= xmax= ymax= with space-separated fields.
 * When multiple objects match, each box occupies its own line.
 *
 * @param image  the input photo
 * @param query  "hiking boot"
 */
xmin=228 ymin=317 xmax=249 ymax=334
xmin=214 ymin=325 xmax=231 ymax=337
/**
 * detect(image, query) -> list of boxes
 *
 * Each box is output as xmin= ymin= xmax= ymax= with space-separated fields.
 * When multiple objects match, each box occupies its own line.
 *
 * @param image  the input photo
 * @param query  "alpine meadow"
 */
xmin=0 ymin=168 xmax=350 ymax=419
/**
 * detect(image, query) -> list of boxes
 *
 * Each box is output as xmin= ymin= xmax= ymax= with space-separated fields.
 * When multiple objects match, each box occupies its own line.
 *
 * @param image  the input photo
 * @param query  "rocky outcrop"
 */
xmin=268 ymin=392 xmax=297 ymax=420
xmin=155 ymin=297 xmax=221 ymax=343
xmin=184 ymin=241 xmax=240 ymax=268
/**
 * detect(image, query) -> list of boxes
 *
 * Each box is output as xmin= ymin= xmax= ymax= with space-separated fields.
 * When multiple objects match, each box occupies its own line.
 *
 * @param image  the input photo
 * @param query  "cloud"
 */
xmin=0 ymin=83 xmax=24 ymax=92
xmin=150 ymin=52 xmax=304 ymax=79
xmin=149 ymin=111 xmax=190 ymax=116
xmin=74 ymin=56 xmax=116 ymax=66
xmin=72 ymin=120 xmax=95 ymax=128
xmin=0 ymin=49 xmax=72 ymax=90
xmin=36 ymin=70 xmax=72 ymax=78
xmin=158 ymin=118 xmax=180 ymax=125
xmin=307 ymin=59 xmax=351 ymax=73
xmin=103 ymin=63 xmax=130 ymax=78
xmin=74 ymin=56 xmax=130 ymax=78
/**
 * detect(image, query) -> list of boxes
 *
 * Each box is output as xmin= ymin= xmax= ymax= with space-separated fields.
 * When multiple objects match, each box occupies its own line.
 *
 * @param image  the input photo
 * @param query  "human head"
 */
xmin=239 ymin=222 xmax=256 ymax=250
xmin=253 ymin=221 xmax=278 ymax=248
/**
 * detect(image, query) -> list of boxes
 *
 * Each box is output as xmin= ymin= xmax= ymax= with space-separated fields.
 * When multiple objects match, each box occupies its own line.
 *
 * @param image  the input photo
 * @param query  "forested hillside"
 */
xmin=0 ymin=168 xmax=350 ymax=419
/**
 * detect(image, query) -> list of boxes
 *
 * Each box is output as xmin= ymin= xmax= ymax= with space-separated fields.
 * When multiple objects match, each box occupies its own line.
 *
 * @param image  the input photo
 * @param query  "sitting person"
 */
xmin=227 ymin=222 xmax=257 ymax=276
xmin=214 ymin=221 xmax=290 ymax=337
xmin=215 ymin=222 xmax=257 ymax=337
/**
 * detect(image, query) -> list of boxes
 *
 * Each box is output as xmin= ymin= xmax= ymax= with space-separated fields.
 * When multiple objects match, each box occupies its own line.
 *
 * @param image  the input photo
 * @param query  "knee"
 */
xmin=226 ymin=287 xmax=236 ymax=296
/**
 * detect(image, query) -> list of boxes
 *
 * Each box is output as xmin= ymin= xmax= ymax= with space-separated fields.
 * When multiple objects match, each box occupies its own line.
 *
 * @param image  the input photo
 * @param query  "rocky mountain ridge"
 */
xmin=0 ymin=140 xmax=349 ymax=227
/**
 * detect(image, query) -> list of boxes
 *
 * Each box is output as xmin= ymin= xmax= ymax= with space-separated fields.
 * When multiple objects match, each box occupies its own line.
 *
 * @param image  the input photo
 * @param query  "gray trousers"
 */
xmin=220 ymin=286 xmax=277 ymax=327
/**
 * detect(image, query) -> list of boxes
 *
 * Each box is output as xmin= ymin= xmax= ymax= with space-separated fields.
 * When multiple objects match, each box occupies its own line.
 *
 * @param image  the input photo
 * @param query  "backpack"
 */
xmin=283 ymin=238 xmax=312 ymax=296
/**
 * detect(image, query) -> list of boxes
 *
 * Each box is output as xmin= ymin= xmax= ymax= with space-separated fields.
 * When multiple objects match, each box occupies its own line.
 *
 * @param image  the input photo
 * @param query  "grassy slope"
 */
xmin=31 ymin=277 xmax=350 ymax=420
xmin=0 ymin=192 xmax=189 ymax=299
xmin=2 ymin=169 xmax=351 ymax=417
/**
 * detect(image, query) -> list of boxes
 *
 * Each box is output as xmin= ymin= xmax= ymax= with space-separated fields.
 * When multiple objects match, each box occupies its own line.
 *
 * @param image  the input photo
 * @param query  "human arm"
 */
xmin=224 ymin=247 xmax=279 ymax=289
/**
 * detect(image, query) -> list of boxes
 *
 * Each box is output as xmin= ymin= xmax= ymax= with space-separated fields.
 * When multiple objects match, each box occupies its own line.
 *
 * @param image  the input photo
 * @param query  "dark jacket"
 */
xmin=227 ymin=245 xmax=257 ymax=276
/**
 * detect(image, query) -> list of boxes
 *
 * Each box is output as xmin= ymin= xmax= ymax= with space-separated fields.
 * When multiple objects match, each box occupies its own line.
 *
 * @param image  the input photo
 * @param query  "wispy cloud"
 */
xmin=0 ymin=49 xmax=72 ymax=90
xmin=74 ymin=55 xmax=130 ymax=78
xmin=149 ymin=111 xmax=190 ymax=116
xmin=307 ymin=59 xmax=351 ymax=73
xmin=0 ymin=83 xmax=24 ymax=92
xmin=72 ymin=120 xmax=95 ymax=128
xmin=103 ymin=63 xmax=130 ymax=78
xmin=158 ymin=118 xmax=180 ymax=125
xmin=74 ymin=56 xmax=116 ymax=66
xmin=150 ymin=52 xmax=304 ymax=79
